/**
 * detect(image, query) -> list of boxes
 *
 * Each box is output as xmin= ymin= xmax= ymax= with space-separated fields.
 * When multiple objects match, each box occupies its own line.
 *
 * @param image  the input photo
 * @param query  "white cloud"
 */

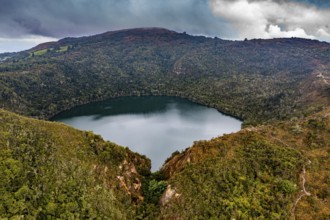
xmin=209 ymin=0 xmax=330 ymax=41
xmin=316 ymin=28 xmax=330 ymax=41
xmin=267 ymin=25 xmax=314 ymax=39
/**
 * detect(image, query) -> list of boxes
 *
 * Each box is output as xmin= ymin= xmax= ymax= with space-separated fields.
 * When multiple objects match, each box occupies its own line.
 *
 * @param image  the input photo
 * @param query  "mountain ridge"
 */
xmin=26 ymin=27 xmax=330 ymax=54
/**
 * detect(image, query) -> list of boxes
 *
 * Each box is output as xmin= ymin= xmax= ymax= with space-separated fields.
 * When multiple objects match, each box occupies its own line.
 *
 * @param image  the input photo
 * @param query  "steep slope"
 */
xmin=0 ymin=109 xmax=150 ymax=219
xmin=0 ymin=28 xmax=329 ymax=124
xmin=160 ymin=108 xmax=330 ymax=219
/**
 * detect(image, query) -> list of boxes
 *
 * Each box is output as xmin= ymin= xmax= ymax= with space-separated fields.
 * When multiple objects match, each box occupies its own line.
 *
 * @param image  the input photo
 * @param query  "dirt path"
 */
xmin=291 ymin=165 xmax=311 ymax=219
xmin=267 ymin=135 xmax=312 ymax=219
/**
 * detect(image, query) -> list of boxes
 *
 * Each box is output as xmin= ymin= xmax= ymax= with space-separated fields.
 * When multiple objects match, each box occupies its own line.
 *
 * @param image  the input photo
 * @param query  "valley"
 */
xmin=0 ymin=28 xmax=329 ymax=219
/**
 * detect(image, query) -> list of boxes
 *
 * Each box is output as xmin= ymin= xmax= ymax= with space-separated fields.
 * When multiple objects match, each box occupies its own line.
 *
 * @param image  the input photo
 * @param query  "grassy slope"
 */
xmin=160 ymin=108 xmax=330 ymax=219
xmin=0 ymin=109 xmax=150 ymax=219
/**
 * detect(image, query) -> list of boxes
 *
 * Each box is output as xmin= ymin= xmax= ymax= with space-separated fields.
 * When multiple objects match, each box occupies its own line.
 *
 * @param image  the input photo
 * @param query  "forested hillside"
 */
xmin=0 ymin=109 xmax=151 ymax=219
xmin=0 ymin=28 xmax=329 ymax=219
xmin=0 ymin=28 xmax=329 ymax=125
xmin=161 ymin=108 xmax=330 ymax=219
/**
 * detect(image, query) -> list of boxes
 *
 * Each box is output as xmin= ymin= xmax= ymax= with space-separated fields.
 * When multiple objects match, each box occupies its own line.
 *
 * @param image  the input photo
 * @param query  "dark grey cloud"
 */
xmin=0 ymin=0 xmax=232 ymax=39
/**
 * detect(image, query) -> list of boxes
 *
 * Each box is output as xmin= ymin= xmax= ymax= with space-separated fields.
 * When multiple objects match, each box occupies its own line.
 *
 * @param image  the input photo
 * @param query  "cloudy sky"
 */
xmin=0 ymin=0 xmax=329 ymax=52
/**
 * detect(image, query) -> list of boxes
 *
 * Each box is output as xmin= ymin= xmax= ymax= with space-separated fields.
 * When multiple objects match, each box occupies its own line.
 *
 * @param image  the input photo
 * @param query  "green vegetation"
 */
xmin=0 ymin=109 xmax=150 ymax=219
xmin=32 ymin=49 xmax=49 ymax=56
xmin=57 ymin=46 xmax=69 ymax=52
xmin=161 ymin=108 xmax=330 ymax=219
xmin=29 ymin=45 xmax=70 ymax=57
xmin=161 ymin=133 xmax=304 ymax=219
xmin=137 ymin=172 xmax=167 ymax=219
xmin=0 ymin=28 xmax=329 ymax=219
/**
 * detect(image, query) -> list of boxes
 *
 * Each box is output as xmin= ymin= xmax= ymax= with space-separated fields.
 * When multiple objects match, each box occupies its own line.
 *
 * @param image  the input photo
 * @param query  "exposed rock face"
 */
xmin=160 ymin=185 xmax=180 ymax=206
xmin=117 ymin=159 xmax=144 ymax=202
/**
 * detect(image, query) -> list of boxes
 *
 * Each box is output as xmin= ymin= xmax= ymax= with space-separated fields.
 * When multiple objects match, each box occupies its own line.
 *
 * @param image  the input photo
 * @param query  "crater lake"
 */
xmin=52 ymin=96 xmax=242 ymax=170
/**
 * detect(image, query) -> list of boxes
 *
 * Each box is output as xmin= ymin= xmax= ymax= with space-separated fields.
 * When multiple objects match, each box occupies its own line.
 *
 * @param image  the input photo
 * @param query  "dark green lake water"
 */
xmin=52 ymin=96 xmax=242 ymax=170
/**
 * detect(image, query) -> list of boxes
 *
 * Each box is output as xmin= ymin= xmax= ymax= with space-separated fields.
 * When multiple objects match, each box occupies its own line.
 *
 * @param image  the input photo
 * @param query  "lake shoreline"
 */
xmin=52 ymin=96 xmax=242 ymax=171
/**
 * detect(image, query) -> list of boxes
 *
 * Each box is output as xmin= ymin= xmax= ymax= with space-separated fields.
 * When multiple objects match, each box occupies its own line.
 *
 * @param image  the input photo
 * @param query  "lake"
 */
xmin=52 ymin=96 xmax=242 ymax=170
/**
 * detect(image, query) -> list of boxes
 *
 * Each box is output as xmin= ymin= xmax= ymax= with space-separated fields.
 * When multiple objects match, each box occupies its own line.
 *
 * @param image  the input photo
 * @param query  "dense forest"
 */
xmin=0 ymin=28 xmax=329 ymax=219
xmin=161 ymin=108 xmax=330 ymax=219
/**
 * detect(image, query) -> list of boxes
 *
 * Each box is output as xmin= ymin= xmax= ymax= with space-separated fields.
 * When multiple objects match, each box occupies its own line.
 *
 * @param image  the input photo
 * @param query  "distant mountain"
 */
xmin=0 ymin=28 xmax=329 ymax=218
